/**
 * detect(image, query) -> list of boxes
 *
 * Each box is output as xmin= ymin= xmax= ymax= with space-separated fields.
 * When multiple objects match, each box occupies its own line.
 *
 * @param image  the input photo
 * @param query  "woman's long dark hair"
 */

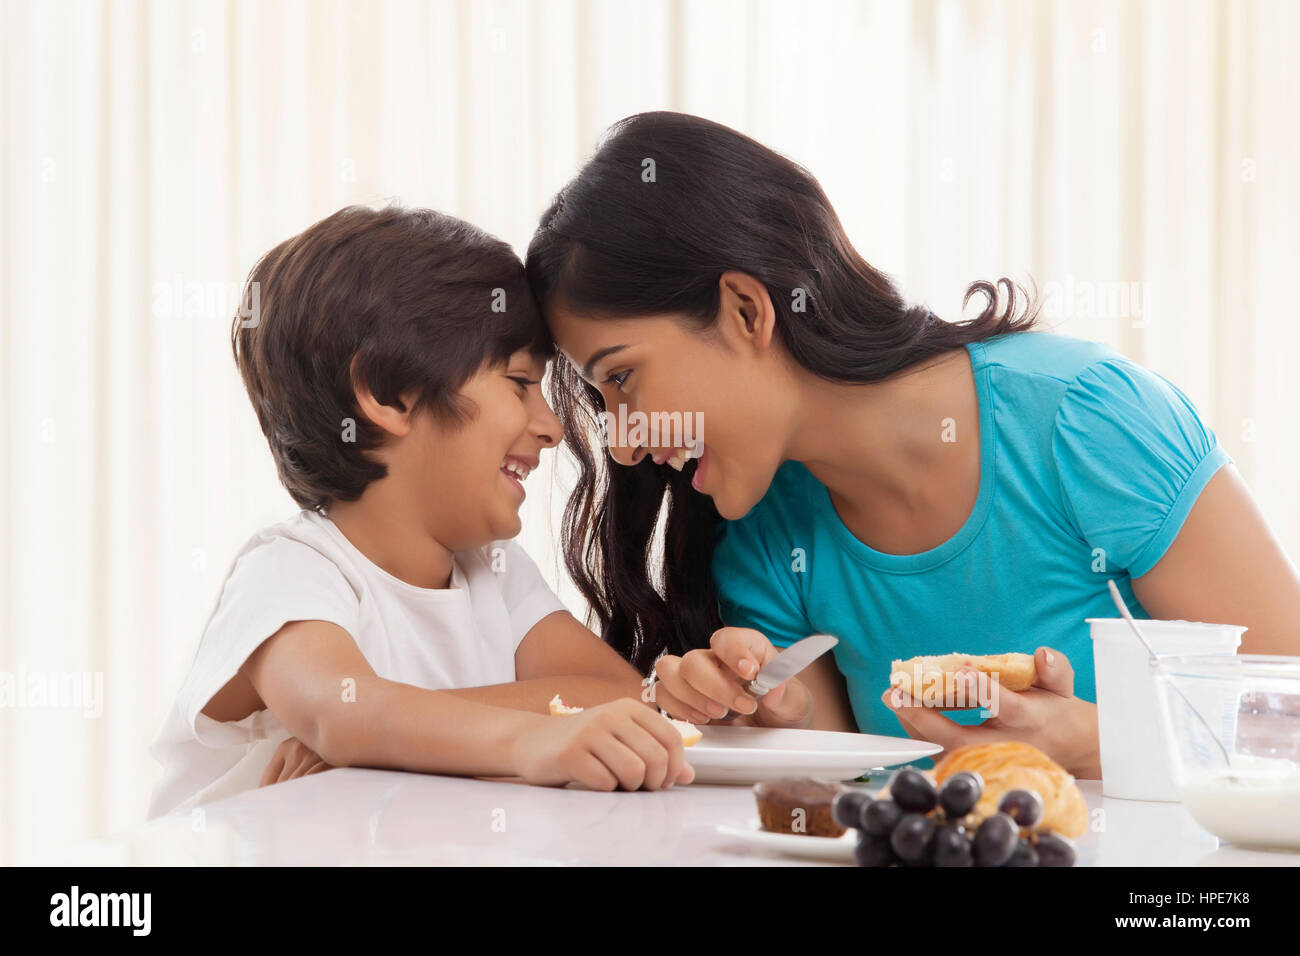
xmin=527 ymin=111 xmax=1039 ymax=674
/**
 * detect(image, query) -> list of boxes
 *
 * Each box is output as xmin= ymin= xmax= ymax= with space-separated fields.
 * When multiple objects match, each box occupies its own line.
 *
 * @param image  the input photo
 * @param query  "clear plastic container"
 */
xmin=1153 ymin=654 xmax=1300 ymax=851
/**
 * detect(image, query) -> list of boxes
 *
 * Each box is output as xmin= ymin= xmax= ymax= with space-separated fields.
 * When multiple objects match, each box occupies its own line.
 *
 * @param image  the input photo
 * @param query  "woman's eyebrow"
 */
xmin=582 ymin=344 xmax=628 ymax=380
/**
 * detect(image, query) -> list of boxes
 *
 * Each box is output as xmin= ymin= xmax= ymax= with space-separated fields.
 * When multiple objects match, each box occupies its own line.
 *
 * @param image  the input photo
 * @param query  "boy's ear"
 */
xmin=350 ymin=354 xmax=413 ymax=438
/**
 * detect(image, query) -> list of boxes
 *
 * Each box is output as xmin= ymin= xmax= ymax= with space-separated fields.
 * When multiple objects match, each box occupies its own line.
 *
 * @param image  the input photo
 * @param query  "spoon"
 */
xmin=1106 ymin=579 xmax=1232 ymax=767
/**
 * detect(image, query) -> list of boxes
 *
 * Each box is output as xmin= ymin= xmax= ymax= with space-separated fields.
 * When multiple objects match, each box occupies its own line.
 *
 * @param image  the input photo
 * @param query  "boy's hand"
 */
xmin=652 ymin=627 xmax=813 ymax=729
xmin=260 ymin=736 xmax=333 ymax=787
xmin=510 ymin=698 xmax=696 ymax=791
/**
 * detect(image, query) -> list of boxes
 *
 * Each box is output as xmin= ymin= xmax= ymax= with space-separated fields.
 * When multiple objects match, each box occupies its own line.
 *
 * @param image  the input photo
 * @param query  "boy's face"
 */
xmin=407 ymin=348 xmax=561 ymax=549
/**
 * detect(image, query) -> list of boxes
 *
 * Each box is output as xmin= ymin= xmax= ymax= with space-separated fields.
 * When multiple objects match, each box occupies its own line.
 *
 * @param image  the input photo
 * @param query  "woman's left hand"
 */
xmin=880 ymin=646 xmax=1102 ymax=779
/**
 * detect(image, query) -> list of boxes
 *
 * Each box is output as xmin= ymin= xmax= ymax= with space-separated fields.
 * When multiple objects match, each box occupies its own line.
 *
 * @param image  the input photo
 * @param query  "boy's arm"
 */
xmin=239 ymin=619 xmax=547 ymax=774
xmin=438 ymin=610 xmax=647 ymax=713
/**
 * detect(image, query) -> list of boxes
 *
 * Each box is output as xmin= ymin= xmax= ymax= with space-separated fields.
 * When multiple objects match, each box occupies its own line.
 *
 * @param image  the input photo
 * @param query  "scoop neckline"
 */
xmin=813 ymin=341 xmax=996 ymax=573
xmin=307 ymin=510 xmax=470 ymax=598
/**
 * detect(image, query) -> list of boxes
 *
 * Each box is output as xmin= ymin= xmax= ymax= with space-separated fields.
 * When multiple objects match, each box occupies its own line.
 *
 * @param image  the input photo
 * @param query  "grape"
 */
xmin=862 ymin=797 xmax=903 ymax=836
xmin=998 ymin=788 xmax=1044 ymax=828
xmin=854 ymin=831 xmax=895 ymax=867
xmin=832 ymin=788 xmax=873 ymax=830
xmin=932 ymin=824 xmax=973 ymax=867
xmin=938 ymin=771 xmax=984 ymax=818
xmin=972 ymin=812 xmax=1019 ymax=867
xmin=1034 ymin=832 xmax=1078 ymax=867
xmin=889 ymin=812 xmax=937 ymax=864
xmin=890 ymin=768 xmax=938 ymax=813
xmin=1004 ymin=838 xmax=1039 ymax=867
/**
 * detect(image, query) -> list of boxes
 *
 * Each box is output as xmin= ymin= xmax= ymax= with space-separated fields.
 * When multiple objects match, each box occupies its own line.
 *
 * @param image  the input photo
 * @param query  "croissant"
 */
xmin=932 ymin=741 xmax=1088 ymax=838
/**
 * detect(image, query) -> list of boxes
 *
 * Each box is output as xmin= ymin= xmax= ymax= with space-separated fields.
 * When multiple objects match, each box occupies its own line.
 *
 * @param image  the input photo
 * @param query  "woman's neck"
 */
xmin=325 ymin=478 xmax=456 ymax=589
xmin=786 ymin=347 xmax=981 ymax=548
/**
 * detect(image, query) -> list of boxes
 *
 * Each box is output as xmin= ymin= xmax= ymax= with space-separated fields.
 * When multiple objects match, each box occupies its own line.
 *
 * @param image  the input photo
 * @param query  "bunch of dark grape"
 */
xmin=831 ymin=768 xmax=1077 ymax=867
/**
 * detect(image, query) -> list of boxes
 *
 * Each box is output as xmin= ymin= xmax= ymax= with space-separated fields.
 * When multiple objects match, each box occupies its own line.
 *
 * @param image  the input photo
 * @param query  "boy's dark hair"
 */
xmin=232 ymin=204 xmax=550 ymax=511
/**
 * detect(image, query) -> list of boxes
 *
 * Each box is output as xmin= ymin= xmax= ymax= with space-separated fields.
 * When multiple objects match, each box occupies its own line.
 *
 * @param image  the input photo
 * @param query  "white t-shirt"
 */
xmin=147 ymin=510 xmax=568 ymax=819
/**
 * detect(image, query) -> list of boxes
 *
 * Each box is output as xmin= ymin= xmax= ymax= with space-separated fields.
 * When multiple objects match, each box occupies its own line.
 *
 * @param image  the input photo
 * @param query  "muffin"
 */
xmin=753 ymin=777 xmax=847 ymax=837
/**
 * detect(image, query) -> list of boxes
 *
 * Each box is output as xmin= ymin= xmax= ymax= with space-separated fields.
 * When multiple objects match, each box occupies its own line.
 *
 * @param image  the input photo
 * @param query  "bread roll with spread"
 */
xmin=890 ymin=652 xmax=1037 ymax=701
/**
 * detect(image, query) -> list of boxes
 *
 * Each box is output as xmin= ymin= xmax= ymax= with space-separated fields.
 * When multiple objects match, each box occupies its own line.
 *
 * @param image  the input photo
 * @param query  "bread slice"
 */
xmin=547 ymin=694 xmax=584 ymax=715
xmin=667 ymin=717 xmax=703 ymax=746
xmin=889 ymin=652 xmax=1037 ymax=703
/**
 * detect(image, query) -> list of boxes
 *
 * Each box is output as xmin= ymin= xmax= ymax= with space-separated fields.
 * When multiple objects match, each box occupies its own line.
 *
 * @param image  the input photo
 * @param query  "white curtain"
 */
xmin=3 ymin=0 xmax=1297 ymax=863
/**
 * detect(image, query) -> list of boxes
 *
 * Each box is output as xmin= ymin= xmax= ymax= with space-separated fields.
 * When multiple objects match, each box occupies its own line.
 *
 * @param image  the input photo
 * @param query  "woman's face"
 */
xmin=548 ymin=282 xmax=795 ymax=520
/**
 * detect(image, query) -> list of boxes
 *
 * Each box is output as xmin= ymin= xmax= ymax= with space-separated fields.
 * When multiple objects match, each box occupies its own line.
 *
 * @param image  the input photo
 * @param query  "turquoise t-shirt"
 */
xmin=712 ymin=331 xmax=1231 ymax=751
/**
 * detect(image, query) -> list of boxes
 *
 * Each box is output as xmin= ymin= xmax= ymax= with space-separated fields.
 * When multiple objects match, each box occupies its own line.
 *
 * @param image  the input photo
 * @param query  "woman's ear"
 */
xmin=349 ymin=353 xmax=414 ymax=438
xmin=718 ymin=270 xmax=777 ymax=352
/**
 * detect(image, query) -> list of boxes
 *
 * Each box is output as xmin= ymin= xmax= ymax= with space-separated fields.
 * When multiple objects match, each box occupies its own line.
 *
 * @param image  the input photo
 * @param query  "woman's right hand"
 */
xmin=509 ymin=697 xmax=695 ymax=791
xmin=653 ymin=627 xmax=814 ymax=728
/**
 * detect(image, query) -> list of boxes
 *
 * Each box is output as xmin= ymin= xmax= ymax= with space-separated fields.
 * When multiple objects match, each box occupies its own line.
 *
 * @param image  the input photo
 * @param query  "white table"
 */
xmin=48 ymin=769 xmax=1300 ymax=866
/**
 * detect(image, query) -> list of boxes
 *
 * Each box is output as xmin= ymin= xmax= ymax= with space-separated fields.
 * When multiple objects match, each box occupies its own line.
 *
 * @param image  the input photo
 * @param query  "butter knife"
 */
xmin=717 ymin=633 xmax=839 ymax=719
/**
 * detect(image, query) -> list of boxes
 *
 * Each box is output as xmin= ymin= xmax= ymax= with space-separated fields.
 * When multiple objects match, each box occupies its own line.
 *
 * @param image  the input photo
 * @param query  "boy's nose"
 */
xmin=532 ymin=402 xmax=562 ymax=449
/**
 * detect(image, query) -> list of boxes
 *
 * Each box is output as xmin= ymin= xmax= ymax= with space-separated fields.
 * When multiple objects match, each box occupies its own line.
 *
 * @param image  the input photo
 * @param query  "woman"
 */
xmin=525 ymin=112 xmax=1300 ymax=777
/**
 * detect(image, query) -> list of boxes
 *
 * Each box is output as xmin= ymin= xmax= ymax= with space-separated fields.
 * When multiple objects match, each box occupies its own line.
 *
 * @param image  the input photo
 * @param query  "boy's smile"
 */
xmin=500 ymin=454 xmax=539 ymax=499
xmin=432 ymin=347 xmax=559 ymax=544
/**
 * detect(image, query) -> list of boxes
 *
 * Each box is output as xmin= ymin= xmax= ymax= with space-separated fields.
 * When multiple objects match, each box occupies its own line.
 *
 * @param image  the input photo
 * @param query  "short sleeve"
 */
xmin=492 ymin=539 xmax=569 ymax=651
xmin=180 ymin=537 xmax=362 ymax=746
xmin=712 ymin=499 xmax=814 ymax=649
xmin=1051 ymin=358 xmax=1232 ymax=578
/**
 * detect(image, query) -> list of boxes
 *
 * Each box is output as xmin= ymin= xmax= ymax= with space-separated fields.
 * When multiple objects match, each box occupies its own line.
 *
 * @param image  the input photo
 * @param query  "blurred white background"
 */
xmin=2 ymin=0 xmax=1297 ymax=864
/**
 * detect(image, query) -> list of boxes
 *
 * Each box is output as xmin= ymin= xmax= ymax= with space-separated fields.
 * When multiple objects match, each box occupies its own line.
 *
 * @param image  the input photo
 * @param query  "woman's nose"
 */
xmin=606 ymin=441 xmax=641 ymax=468
xmin=595 ymin=399 xmax=645 ymax=467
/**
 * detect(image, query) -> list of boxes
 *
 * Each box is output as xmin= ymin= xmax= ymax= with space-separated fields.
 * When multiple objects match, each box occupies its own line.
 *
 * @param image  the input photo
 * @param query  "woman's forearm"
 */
xmin=313 ymin=675 xmax=546 ymax=775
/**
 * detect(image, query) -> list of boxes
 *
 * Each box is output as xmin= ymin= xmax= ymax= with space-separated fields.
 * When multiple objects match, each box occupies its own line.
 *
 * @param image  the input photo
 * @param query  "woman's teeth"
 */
xmin=665 ymin=443 xmax=699 ymax=471
xmin=502 ymin=460 xmax=532 ymax=481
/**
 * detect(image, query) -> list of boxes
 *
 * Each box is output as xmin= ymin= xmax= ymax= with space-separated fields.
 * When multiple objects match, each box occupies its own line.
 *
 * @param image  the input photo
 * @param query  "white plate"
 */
xmin=715 ymin=818 xmax=857 ymax=862
xmin=685 ymin=724 xmax=941 ymax=785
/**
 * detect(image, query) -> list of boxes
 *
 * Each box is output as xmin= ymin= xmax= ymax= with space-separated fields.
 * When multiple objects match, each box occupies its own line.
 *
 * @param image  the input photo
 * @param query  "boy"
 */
xmin=147 ymin=205 xmax=692 ymax=818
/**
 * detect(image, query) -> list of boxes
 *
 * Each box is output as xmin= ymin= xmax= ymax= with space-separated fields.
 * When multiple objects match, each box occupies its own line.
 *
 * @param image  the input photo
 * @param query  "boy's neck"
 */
xmin=325 ymin=488 xmax=456 ymax=590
